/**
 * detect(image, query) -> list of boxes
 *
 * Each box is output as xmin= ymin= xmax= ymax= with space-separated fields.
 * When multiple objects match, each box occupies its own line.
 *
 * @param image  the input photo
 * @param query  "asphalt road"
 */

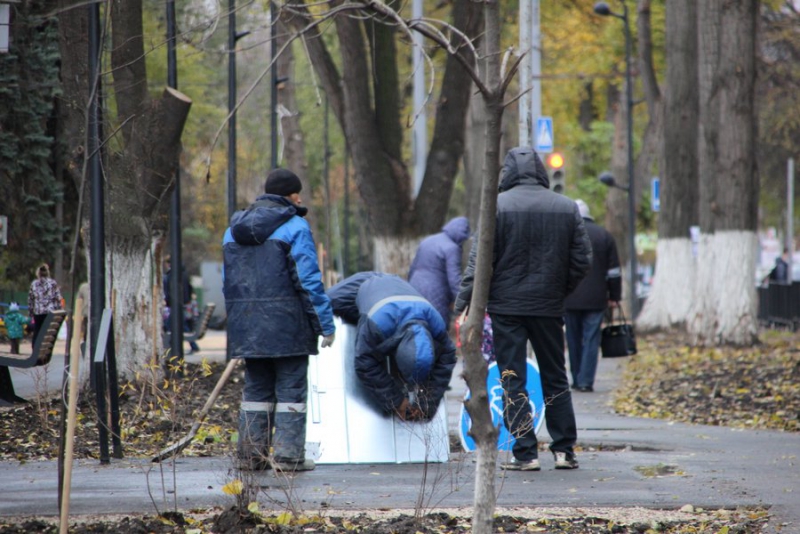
xmin=2 ymin=330 xmax=799 ymax=532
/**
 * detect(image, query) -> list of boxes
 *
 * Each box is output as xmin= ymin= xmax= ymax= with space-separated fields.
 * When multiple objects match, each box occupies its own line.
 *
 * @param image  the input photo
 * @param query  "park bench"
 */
xmin=163 ymin=302 xmax=216 ymax=346
xmin=0 ymin=310 xmax=67 ymax=407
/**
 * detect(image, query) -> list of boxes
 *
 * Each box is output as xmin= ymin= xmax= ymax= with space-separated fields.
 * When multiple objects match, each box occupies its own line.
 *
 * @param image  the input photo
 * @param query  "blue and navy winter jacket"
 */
xmin=223 ymin=194 xmax=335 ymax=359
xmin=327 ymin=272 xmax=457 ymax=416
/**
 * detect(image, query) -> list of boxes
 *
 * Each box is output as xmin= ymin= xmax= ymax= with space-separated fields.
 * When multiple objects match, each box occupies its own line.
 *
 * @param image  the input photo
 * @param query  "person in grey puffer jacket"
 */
xmin=455 ymin=146 xmax=592 ymax=472
xmin=408 ymin=216 xmax=471 ymax=326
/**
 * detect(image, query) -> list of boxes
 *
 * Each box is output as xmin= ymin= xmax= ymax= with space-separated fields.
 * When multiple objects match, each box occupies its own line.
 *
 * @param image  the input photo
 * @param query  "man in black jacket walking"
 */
xmin=564 ymin=200 xmax=622 ymax=393
xmin=455 ymin=146 xmax=592 ymax=471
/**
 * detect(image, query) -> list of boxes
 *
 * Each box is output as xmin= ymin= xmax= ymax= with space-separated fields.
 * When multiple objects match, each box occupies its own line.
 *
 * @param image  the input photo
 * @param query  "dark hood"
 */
xmin=442 ymin=216 xmax=471 ymax=245
xmin=230 ymin=194 xmax=306 ymax=246
xmin=498 ymin=146 xmax=550 ymax=192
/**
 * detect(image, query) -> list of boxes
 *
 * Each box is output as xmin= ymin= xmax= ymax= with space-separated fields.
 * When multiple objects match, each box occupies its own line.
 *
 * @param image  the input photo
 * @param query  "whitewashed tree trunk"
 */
xmin=373 ymin=236 xmax=420 ymax=277
xmin=689 ymin=0 xmax=758 ymax=347
xmin=639 ymin=0 xmax=698 ymax=332
xmin=107 ymin=236 xmax=162 ymax=380
xmin=637 ymin=238 xmax=696 ymax=330
xmin=689 ymin=231 xmax=758 ymax=345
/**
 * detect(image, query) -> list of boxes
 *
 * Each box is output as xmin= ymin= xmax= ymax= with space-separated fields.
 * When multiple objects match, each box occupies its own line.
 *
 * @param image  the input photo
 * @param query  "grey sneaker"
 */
xmin=272 ymin=458 xmax=316 ymax=472
xmin=501 ymin=458 xmax=541 ymax=471
xmin=553 ymin=452 xmax=579 ymax=469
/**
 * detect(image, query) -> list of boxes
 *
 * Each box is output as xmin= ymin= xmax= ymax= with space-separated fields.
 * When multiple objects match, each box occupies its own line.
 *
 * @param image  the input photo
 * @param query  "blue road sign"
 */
xmin=651 ymin=177 xmax=660 ymax=212
xmin=459 ymin=359 xmax=545 ymax=452
xmin=534 ymin=117 xmax=554 ymax=154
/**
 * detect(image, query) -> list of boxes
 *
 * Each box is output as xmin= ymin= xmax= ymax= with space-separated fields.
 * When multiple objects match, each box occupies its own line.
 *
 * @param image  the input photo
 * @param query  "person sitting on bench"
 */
xmin=327 ymin=272 xmax=456 ymax=421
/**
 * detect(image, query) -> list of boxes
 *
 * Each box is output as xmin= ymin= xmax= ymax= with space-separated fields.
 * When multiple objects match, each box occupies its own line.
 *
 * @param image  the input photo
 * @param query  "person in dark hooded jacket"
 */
xmin=223 ymin=168 xmax=335 ymax=472
xmin=408 ymin=217 xmax=471 ymax=326
xmin=564 ymin=200 xmax=622 ymax=393
xmin=455 ymin=146 xmax=592 ymax=472
xmin=327 ymin=272 xmax=457 ymax=421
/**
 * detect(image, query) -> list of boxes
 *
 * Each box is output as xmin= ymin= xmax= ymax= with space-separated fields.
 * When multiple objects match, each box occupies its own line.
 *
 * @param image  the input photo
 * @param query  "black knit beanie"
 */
xmin=264 ymin=168 xmax=302 ymax=196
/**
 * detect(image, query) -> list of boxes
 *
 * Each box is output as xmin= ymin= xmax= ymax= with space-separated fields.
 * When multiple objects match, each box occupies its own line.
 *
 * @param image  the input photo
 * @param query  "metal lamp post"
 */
xmin=594 ymin=1 xmax=637 ymax=319
xmin=166 ymin=0 xmax=185 ymax=370
xmin=228 ymin=0 xmax=250 ymax=220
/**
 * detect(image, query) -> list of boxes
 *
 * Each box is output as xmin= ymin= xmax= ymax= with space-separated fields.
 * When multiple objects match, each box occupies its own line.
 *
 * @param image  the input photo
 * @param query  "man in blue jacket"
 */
xmin=327 ymin=272 xmax=456 ymax=421
xmin=223 ymin=168 xmax=335 ymax=472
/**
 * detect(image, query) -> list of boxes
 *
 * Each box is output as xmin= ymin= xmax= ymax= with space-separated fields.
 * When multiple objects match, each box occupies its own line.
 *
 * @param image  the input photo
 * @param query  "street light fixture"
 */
xmin=598 ymin=171 xmax=627 ymax=191
xmin=594 ymin=0 xmax=638 ymax=319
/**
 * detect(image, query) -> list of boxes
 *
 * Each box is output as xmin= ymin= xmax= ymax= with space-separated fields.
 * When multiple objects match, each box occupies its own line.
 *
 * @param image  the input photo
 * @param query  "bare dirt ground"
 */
xmin=1 ymin=329 xmax=797 ymax=533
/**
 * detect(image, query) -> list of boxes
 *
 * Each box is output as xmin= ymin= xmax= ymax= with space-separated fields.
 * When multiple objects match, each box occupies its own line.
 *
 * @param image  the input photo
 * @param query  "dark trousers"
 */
xmin=240 ymin=355 xmax=309 ymax=462
xmin=564 ymin=309 xmax=605 ymax=389
xmin=490 ymin=313 xmax=577 ymax=461
xmin=10 ymin=338 xmax=20 ymax=354
xmin=32 ymin=314 xmax=48 ymax=347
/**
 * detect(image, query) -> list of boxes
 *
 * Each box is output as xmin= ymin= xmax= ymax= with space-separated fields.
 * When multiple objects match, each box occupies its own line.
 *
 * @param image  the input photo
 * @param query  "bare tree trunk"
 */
xmin=633 ymin=0 xmax=663 ymax=193
xmin=463 ymin=90 xmax=486 ymax=230
xmin=415 ymin=2 xmax=483 ymax=234
xmin=463 ymin=29 xmax=488 ymax=232
xmin=282 ymin=1 xmax=481 ymax=273
xmin=459 ymin=2 xmax=508 ymax=531
xmin=688 ymin=0 xmax=723 ymax=341
xmin=689 ymin=0 xmax=759 ymax=345
xmin=604 ymin=87 xmax=631 ymax=310
xmin=58 ymin=1 xmax=192 ymax=379
xmin=637 ymin=0 xmax=698 ymax=331
xmin=274 ymin=16 xmax=314 ymax=232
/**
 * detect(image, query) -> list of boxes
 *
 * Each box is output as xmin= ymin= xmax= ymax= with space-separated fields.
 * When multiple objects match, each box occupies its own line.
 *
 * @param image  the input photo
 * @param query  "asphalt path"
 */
xmin=2 ymin=330 xmax=798 ymax=532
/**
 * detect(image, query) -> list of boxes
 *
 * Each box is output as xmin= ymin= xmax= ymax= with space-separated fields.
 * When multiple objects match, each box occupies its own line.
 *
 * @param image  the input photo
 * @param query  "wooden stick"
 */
xmin=59 ymin=297 xmax=84 ymax=534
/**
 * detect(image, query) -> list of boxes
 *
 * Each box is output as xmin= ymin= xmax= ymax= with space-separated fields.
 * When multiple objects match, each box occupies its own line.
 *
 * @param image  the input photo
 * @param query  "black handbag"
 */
xmin=601 ymin=306 xmax=637 ymax=358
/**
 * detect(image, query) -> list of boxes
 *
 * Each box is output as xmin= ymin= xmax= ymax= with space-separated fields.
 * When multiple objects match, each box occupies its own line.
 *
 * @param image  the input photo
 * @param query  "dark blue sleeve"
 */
xmin=354 ymin=318 xmax=406 ymax=412
xmin=327 ymin=272 xmax=380 ymax=324
xmin=420 ymin=333 xmax=457 ymax=418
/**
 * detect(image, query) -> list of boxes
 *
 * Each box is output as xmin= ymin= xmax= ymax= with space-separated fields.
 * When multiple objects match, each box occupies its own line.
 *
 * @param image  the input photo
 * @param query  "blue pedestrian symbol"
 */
xmin=459 ymin=360 xmax=545 ymax=451
xmin=651 ymin=177 xmax=660 ymax=212
xmin=534 ymin=117 xmax=554 ymax=154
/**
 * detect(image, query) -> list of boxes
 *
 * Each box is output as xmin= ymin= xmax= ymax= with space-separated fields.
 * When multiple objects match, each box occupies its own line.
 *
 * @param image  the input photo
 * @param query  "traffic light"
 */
xmin=547 ymin=152 xmax=566 ymax=194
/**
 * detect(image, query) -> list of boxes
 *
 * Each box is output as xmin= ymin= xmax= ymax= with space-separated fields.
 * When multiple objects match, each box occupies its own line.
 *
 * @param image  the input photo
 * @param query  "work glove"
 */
xmin=321 ymin=333 xmax=335 ymax=348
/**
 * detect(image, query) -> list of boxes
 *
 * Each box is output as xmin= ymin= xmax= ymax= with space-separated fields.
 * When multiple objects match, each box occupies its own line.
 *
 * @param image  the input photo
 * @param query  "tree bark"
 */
xmin=459 ymin=2 xmax=507 ymax=532
xmin=414 ymin=1 xmax=483 ymax=235
xmin=463 ymin=35 xmax=488 ymax=231
xmin=604 ymin=86 xmax=631 ymax=309
xmin=689 ymin=0 xmax=759 ymax=345
xmin=274 ymin=15 xmax=314 ymax=230
xmin=57 ymin=0 xmax=192 ymax=379
xmin=633 ymin=0 xmax=663 ymax=197
xmin=463 ymin=90 xmax=486 ymax=230
xmin=284 ymin=0 xmax=483 ymax=272
xmin=637 ymin=0 xmax=698 ymax=331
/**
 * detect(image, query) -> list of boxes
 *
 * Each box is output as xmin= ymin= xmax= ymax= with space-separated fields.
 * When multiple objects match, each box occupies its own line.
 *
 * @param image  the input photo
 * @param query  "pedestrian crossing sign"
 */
xmin=534 ymin=117 xmax=554 ymax=153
